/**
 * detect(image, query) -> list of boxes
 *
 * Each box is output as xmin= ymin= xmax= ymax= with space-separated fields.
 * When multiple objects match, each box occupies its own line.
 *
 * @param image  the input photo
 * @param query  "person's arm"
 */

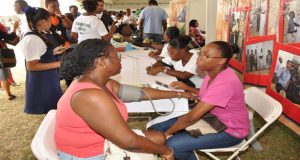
xmin=108 ymin=79 xmax=197 ymax=101
xmin=164 ymin=101 xmax=214 ymax=137
xmin=102 ymin=23 xmax=116 ymax=42
xmin=139 ymin=18 xmax=144 ymax=37
xmin=26 ymin=60 xmax=60 ymax=71
xmin=71 ymin=88 xmax=173 ymax=157
xmin=162 ymin=19 xmax=167 ymax=33
xmin=170 ymin=81 xmax=199 ymax=94
xmin=71 ymin=32 xmax=78 ymax=41
xmin=55 ymin=8 xmax=72 ymax=30
xmin=147 ymin=67 xmax=194 ymax=80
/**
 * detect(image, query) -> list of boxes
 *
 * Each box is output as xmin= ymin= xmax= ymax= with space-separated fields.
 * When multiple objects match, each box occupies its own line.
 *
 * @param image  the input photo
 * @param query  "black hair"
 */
xmin=82 ymin=0 xmax=98 ymax=13
xmin=15 ymin=0 xmax=28 ymax=9
xmin=118 ymin=23 xmax=130 ymax=34
xmin=60 ymin=39 xmax=111 ymax=80
xmin=25 ymin=7 xmax=50 ymax=43
xmin=149 ymin=0 xmax=158 ymax=6
xmin=96 ymin=0 xmax=104 ymax=3
xmin=189 ymin=19 xmax=198 ymax=27
xmin=165 ymin=26 xmax=180 ymax=41
xmin=45 ymin=0 xmax=58 ymax=7
xmin=69 ymin=5 xmax=78 ymax=11
xmin=169 ymin=35 xmax=192 ymax=51
xmin=210 ymin=41 xmax=233 ymax=64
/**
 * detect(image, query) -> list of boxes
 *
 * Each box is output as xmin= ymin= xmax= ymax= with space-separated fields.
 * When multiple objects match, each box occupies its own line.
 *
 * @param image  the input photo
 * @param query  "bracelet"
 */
xmin=177 ymin=92 xmax=182 ymax=99
xmin=162 ymin=147 xmax=173 ymax=159
xmin=58 ymin=15 xmax=65 ymax=19
xmin=163 ymin=68 xmax=168 ymax=74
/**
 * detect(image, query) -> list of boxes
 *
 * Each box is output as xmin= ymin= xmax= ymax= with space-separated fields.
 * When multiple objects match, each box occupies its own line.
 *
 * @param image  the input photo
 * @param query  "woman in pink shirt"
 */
xmin=55 ymin=38 xmax=197 ymax=160
xmin=150 ymin=41 xmax=250 ymax=160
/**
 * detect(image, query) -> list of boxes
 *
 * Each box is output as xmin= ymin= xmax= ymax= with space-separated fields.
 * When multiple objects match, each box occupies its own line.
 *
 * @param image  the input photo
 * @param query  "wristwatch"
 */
xmin=177 ymin=92 xmax=182 ymax=99
xmin=163 ymin=68 xmax=168 ymax=74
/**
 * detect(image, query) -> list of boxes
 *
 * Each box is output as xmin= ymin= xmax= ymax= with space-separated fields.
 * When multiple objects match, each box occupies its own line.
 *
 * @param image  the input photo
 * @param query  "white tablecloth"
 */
xmin=111 ymin=49 xmax=189 ymax=113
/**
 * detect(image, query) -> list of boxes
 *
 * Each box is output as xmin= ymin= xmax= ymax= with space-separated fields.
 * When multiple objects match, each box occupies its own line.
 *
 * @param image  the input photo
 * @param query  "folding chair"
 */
xmin=31 ymin=110 xmax=59 ymax=160
xmin=198 ymin=87 xmax=283 ymax=160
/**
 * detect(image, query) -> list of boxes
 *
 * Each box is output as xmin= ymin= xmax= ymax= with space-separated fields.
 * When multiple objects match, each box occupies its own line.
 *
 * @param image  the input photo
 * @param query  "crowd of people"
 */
xmin=273 ymin=57 xmax=300 ymax=105
xmin=0 ymin=0 xmax=250 ymax=160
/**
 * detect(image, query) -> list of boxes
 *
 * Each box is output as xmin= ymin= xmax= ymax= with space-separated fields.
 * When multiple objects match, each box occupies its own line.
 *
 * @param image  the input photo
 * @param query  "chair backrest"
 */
xmin=31 ymin=110 xmax=59 ymax=160
xmin=244 ymin=87 xmax=282 ymax=123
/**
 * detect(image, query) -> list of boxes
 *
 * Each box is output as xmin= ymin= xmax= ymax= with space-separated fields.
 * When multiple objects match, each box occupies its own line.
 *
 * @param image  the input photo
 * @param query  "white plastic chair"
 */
xmin=31 ymin=110 xmax=59 ymax=160
xmin=198 ymin=87 xmax=283 ymax=160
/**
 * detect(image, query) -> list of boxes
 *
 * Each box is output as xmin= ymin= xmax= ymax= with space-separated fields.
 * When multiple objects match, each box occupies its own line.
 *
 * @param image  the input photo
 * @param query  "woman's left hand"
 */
xmin=181 ymin=92 xmax=198 ymax=100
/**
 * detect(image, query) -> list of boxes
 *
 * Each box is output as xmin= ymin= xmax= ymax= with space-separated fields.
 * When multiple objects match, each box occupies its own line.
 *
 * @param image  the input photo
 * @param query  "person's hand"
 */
xmin=148 ymin=50 xmax=159 ymax=57
xmin=13 ymin=21 xmax=20 ymax=31
xmin=147 ymin=67 xmax=164 ymax=75
xmin=170 ymin=81 xmax=190 ymax=91
xmin=181 ymin=92 xmax=198 ymax=100
xmin=110 ymin=23 xmax=117 ymax=34
xmin=161 ymin=145 xmax=174 ymax=160
xmin=53 ymin=46 xmax=67 ymax=55
xmin=55 ymin=8 xmax=63 ymax=17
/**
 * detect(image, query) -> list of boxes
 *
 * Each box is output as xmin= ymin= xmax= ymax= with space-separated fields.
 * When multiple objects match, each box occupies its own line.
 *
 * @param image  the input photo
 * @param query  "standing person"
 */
xmin=266 ymin=49 xmax=272 ymax=70
xmin=150 ymin=41 xmax=250 ymax=160
xmin=55 ymin=39 xmax=197 ymax=159
xmin=250 ymin=50 xmax=255 ymax=72
xmin=69 ymin=5 xmax=81 ymax=20
xmin=246 ymin=49 xmax=251 ymax=72
xmin=254 ymin=49 xmax=258 ymax=71
xmin=17 ymin=7 xmax=67 ymax=114
xmin=139 ymin=0 xmax=168 ymax=43
xmin=14 ymin=0 xmax=31 ymax=37
xmin=95 ymin=0 xmax=114 ymax=32
xmin=71 ymin=0 xmax=115 ymax=43
xmin=45 ymin=0 xmax=72 ymax=47
xmin=287 ymin=11 xmax=300 ymax=42
xmin=0 ymin=23 xmax=19 ymax=100
xmin=189 ymin=19 xmax=205 ymax=47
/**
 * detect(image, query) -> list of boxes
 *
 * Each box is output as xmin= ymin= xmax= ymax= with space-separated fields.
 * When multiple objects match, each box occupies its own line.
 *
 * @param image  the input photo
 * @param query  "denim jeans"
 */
xmin=143 ymin=33 xmax=163 ymax=43
xmin=150 ymin=118 xmax=244 ymax=160
xmin=58 ymin=150 xmax=105 ymax=160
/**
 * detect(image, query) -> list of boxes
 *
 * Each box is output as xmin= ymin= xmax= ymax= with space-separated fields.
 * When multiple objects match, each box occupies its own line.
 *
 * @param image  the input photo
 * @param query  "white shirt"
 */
xmin=162 ymin=50 xmax=203 ymax=88
xmin=17 ymin=34 xmax=47 ymax=61
xmin=160 ymin=43 xmax=169 ymax=57
xmin=123 ymin=14 xmax=137 ymax=24
xmin=72 ymin=15 xmax=108 ymax=43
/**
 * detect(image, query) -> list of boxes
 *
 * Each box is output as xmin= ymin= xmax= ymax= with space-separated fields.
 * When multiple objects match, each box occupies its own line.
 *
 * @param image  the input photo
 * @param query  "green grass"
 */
xmin=0 ymin=76 xmax=300 ymax=159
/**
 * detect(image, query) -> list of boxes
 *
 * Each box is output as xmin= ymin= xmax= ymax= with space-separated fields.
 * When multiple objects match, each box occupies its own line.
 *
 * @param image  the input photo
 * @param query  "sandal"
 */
xmin=8 ymin=95 xmax=16 ymax=100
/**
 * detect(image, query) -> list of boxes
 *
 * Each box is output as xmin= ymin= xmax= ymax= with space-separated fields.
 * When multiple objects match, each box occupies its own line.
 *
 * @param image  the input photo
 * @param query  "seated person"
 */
xmin=189 ymin=19 xmax=205 ymax=48
xmin=146 ymin=36 xmax=203 ymax=88
xmin=55 ymin=39 xmax=197 ymax=160
xmin=148 ymin=26 xmax=180 ymax=61
xmin=150 ymin=41 xmax=250 ymax=160
xmin=117 ymin=23 xmax=134 ymax=43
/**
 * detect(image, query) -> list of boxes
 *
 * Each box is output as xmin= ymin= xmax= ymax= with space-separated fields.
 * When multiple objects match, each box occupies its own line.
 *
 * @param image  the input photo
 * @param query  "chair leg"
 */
xmin=204 ymin=152 xmax=221 ymax=160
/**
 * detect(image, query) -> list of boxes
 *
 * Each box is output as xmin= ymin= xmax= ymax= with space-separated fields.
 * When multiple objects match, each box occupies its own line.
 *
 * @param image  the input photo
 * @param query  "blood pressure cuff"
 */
xmin=118 ymin=84 xmax=144 ymax=102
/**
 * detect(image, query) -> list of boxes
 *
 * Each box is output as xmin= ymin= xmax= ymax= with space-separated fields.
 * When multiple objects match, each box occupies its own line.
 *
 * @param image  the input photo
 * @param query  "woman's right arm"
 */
xmin=26 ymin=60 xmax=60 ymax=71
xmin=71 ymin=89 xmax=173 ymax=158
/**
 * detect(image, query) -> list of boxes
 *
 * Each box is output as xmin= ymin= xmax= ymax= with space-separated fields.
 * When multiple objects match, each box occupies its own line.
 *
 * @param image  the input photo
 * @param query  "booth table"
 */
xmin=111 ymin=49 xmax=189 ymax=116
